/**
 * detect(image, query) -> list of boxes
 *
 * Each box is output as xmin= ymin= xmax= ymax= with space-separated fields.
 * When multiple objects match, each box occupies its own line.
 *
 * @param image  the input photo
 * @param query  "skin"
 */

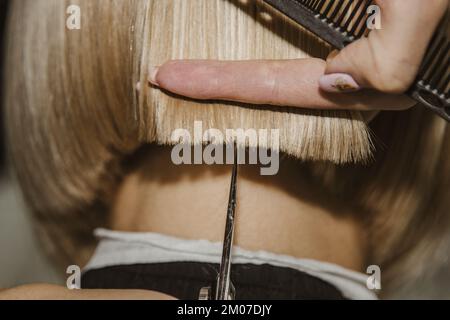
xmin=110 ymin=146 xmax=367 ymax=271
xmin=0 ymin=284 xmax=177 ymax=300
xmin=149 ymin=58 xmax=414 ymax=111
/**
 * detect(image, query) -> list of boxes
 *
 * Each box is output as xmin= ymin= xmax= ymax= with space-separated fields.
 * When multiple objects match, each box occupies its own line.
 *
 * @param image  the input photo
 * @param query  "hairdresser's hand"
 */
xmin=320 ymin=0 xmax=448 ymax=94
xmin=0 ymin=284 xmax=177 ymax=300
xmin=146 ymin=0 xmax=447 ymax=111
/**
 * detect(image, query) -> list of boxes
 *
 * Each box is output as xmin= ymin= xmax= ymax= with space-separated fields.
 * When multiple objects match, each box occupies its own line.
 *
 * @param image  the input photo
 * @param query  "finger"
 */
xmin=321 ymin=0 xmax=448 ymax=94
xmin=148 ymin=59 xmax=414 ymax=111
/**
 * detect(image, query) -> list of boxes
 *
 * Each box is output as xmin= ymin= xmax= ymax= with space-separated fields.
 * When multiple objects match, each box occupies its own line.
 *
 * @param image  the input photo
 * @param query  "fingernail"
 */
xmin=148 ymin=66 xmax=160 ymax=86
xmin=319 ymin=73 xmax=361 ymax=93
xmin=136 ymin=82 xmax=142 ymax=91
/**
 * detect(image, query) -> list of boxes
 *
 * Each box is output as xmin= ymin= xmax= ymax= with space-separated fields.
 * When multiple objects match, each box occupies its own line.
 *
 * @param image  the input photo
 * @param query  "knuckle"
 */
xmin=264 ymin=62 xmax=282 ymax=104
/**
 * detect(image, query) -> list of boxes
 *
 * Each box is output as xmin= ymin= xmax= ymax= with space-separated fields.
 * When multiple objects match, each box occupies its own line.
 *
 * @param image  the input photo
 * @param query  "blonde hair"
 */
xmin=4 ymin=0 xmax=450 ymax=296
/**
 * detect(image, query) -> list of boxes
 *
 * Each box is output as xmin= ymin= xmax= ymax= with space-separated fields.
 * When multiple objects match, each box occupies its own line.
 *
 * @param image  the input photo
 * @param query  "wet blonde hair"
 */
xmin=4 ymin=0 xmax=450 ymax=295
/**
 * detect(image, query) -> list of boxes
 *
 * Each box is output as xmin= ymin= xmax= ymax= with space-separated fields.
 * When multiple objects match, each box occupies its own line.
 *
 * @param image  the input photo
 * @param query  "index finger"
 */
xmin=148 ymin=59 xmax=414 ymax=111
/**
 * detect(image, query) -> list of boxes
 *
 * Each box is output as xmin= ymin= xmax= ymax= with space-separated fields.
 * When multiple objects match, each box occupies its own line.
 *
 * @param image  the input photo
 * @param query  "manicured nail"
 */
xmin=319 ymin=73 xmax=361 ymax=93
xmin=136 ymin=81 xmax=142 ymax=91
xmin=148 ymin=66 xmax=160 ymax=86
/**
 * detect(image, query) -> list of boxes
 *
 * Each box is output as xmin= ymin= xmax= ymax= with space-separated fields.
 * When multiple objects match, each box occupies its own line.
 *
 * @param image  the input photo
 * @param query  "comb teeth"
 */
xmin=409 ymin=25 xmax=450 ymax=120
xmin=263 ymin=0 xmax=450 ymax=121
xmin=417 ymin=31 xmax=450 ymax=97
xmin=290 ymin=0 xmax=375 ymax=45
xmin=316 ymin=0 xmax=373 ymax=37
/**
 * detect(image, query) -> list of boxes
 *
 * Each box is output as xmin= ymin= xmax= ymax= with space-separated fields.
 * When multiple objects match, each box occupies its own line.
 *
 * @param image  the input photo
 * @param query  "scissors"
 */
xmin=199 ymin=143 xmax=238 ymax=300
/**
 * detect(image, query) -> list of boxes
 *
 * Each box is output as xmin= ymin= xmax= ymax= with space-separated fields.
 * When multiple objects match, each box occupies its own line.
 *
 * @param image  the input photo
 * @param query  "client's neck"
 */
xmin=110 ymin=145 xmax=366 ymax=271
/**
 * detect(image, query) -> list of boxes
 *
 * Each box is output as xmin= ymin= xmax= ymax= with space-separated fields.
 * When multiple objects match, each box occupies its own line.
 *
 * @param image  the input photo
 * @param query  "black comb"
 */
xmin=263 ymin=0 xmax=450 ymax=121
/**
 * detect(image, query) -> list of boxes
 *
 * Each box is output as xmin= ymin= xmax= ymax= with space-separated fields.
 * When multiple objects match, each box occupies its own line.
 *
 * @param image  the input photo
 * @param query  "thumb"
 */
xmin=319 ymin=0 xmax=447 ymax=94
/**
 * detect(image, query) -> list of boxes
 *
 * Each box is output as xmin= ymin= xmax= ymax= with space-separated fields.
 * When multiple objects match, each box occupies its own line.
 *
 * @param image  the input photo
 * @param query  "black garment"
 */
xmin=82 ymin=262 xmax=346 ymax=300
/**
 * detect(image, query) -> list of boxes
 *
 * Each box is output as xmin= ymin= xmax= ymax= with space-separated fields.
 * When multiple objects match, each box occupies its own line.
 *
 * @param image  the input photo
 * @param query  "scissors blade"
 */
xmin=215 ymin=143 xmax=238 ymax=300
